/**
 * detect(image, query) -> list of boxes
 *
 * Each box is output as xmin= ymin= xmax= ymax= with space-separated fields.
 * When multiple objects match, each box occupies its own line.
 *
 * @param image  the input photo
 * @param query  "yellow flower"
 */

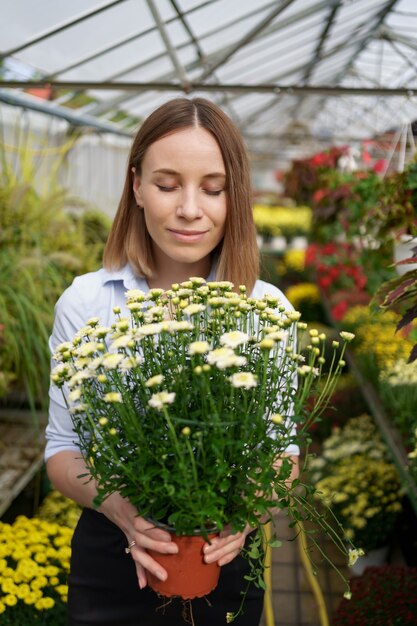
xmin=103 ymin=392 xmax=123 ymax=403
xmin=3 ymin=594 xmax=18 ymax=606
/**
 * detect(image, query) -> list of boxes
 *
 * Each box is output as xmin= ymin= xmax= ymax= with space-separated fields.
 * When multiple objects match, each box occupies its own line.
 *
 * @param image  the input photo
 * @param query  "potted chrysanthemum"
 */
xmin=51 ymin=278 xmax=355 ymax=620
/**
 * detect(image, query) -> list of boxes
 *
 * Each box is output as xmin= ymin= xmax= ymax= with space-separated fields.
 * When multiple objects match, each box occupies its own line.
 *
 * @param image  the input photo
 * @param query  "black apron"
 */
xmin=68 ymin=508 xmax=264 ymax=625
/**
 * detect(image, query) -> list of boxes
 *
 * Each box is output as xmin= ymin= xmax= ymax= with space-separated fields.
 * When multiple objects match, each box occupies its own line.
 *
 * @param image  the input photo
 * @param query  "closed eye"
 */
xmin=204 ymin=189 xmax=224 ymax=196
xmin=156 ymin=185 xmax=177 ymax=192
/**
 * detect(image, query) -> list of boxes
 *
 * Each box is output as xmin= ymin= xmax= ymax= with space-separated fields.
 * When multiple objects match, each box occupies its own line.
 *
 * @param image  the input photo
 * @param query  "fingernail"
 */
xmin=158 ymin=571 xmax=167 ymax=581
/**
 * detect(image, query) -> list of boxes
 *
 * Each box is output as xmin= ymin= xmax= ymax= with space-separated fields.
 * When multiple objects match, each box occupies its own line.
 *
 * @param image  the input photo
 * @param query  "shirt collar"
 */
xmin=101 ymin=264 xmax=148 ymax=291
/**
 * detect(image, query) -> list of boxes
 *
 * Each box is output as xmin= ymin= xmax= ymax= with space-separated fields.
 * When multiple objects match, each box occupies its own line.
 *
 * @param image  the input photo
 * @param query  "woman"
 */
xmin=46 ymin=97 xmax=299 ymax=625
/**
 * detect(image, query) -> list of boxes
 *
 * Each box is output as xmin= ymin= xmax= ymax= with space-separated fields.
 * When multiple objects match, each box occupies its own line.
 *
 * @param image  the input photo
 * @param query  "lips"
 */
xmin=168 ymin=229 xmax=208 ymax=242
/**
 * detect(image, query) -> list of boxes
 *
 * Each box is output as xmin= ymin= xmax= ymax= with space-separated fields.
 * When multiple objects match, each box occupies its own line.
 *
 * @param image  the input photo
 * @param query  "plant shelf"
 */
xmin=0 ymin=409 xmax=46 ymax=518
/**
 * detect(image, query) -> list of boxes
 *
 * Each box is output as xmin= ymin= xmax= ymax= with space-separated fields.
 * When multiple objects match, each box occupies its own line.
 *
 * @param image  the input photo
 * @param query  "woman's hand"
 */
xmin=202 ymin=523 xmax=252 ymax=567
xmin=46 ymin=452 xmax=178 ymax=588
xmin=100 ymin=492 xmax=179 ymax=589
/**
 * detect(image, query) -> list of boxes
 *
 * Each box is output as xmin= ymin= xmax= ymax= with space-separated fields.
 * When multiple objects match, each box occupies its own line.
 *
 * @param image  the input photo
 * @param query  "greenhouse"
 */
xmin=1 ymin=0 xmax=417 ymax=624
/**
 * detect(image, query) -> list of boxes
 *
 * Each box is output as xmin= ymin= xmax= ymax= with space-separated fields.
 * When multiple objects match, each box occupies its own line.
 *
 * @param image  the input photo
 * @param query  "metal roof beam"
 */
xmin=70 ymin=0 xmax=332 ymax=117
xmin=300 ymin=0 xmax=343 ymax=85
xmin=0 ymin=0 xmax=127 ymax=59
xmin=196 ymin=0 xmax=296 ymax=82
xmin=43 ymin=0 xmax=217 ymax=79
xmin=381 ymin=26 xmax=417 ymax=54
xmin=383 ymin=37 xmax=417 ymax=79
xmin=3 ymin=79 xmax=416 ymax=97
xmin=146 ymin=0 xmax=190 ymax=90
xmin=0 ymin=89 xmax=132 ymax=137
xmin=298 ymin=0 xmax=401 ymax=125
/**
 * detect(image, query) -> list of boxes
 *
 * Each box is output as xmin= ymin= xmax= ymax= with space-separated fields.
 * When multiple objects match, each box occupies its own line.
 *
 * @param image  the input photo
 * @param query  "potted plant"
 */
xmin=333 ymin=565 xmax=417 ymax=625
xmin=52 ymin=278 xmax=357 ymax=620
xmin=310 ymin=414 xmax=403 ymax=573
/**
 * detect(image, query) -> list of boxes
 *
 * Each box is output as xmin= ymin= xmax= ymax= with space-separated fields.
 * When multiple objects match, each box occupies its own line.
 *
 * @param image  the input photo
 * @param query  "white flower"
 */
xmin=215 ymin=355 xmax=246 ymax=370
xmin=104 ymin=392 xmax=123 ymax=403
xmin=76 ymin=342 xmax=100 ymax=357
xmin=207 ymin=347 xmax=234 ymax=365
xmin=229 ymin=372 xmax=257 ymax=389
xmin=86 ymin=317 xmax=100 ymax=327
xmin=68 ymin=370 xmax=94 ymax=388
xmin=92 ymin=326 xmax=111 ymax=339
xmin=55 ymin=341 xmax=74 ymax=354
xmin=69 ymin=388 xmax=82 ymax=402
xmin=102 ymin=353 xmax=124 ymax=369
xmin=340 ymin=331 xmax=355 ymax=342
xmin=148 ymin=391 xmax=176 ymax=411
xmin=120 ymin=355 xmax=144 ymax=372
xmin=220 ymin=331 xmax=249 ymax=348
xmin=348 ymin=548 xmax=365 ymax=567
xmin=137 ymin=323 xmax=163 ymax=336
xmin=125 ymin=288 xmax=146 ymax=302
xmin=298 ymin=365 xmax=320 ymax=377
xmin=145 ymin=374 xmax=164 ymax=388
xmin=110 ymin=335 xmax=134 ymax=350
xmin=188 ymin=341 xmax=210 ymax=355
xmin=207 ymin=347 xmax=246 ymax=368
xmin=182 ymin=303 xmax=206 ymax=316
xmin=286 ymin=310 xmax=302 ymax=322
xmin=162 ymin=320 xmax=193 ymax=333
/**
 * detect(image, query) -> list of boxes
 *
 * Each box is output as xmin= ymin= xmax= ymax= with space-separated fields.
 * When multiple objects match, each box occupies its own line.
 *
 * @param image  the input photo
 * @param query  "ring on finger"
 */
xmin=125 ymin=540 xmax=136 ymax=554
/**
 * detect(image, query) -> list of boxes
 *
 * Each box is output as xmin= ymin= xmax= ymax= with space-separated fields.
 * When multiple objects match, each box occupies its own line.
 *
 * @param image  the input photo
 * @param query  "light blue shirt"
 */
xmin=45 ymin=263 xmax=299 ymax=460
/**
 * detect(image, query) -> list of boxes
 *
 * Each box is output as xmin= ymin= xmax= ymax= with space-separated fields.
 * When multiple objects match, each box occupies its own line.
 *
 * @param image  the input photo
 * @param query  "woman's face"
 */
xmin=133 ymin=126 xmax=227 ymax=280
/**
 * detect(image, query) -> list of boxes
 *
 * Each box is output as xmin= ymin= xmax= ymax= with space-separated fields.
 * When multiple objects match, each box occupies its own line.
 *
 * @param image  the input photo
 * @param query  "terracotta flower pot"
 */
xmin=147 ymin=533 xmax=220 ymax=599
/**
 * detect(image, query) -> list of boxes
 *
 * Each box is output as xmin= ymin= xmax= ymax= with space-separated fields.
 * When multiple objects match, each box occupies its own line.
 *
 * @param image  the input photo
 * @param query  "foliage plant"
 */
xmin=0 ymin=515 xmax=71 ymax=625
xmin=333 ymin=566 xmax=417 ymax=626
xmin=51 ymin=278 xmax=357 ymax=618
xmin=310 ymin=415 xmax=403 ymax=553
xmin=379 ymin=359 xmax=417 ymax=445
xmin=0 ymin=133 xmax=110 ymax=409
xmin=373 ymin=245 xmax=417 ymax=363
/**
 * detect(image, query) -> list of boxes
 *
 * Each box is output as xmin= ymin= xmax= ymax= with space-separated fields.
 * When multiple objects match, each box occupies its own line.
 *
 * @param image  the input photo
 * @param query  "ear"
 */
xmin=132 ymin=167 xmax=143 ymax=207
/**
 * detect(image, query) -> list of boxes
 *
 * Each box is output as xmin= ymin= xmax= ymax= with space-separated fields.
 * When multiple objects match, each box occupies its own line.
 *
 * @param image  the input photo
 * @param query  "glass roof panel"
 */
xmin=1 ymin=0 xmax=417 ymax=165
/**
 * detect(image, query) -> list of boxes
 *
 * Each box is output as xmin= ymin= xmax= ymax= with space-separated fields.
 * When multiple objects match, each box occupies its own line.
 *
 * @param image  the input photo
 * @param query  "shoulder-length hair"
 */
xmin=103 ymin=97 xmax=259 ymax=292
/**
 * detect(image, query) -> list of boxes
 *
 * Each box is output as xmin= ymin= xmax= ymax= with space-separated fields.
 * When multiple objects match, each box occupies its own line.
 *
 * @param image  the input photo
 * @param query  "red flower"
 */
xmin=312 ymin=188 xmax=328 ymax=204
xmin=331 ymin=300 xmax=349 ymax=320
xmin=318 ymin=276 xmax=332 ymax=291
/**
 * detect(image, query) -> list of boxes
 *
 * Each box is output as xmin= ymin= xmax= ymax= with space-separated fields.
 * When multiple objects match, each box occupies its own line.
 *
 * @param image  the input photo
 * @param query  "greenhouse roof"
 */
xmin=1 ymin=0 xmax=417 ymax=166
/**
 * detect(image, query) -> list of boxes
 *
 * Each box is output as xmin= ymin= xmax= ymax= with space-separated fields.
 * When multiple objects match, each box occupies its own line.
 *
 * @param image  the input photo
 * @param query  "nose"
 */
xmin=176 ymin=187 xmax=203 ymax=220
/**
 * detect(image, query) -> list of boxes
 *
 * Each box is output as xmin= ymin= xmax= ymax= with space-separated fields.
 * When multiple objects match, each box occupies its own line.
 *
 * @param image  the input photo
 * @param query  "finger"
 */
xmin=133 ymin=518 xmax=173 ymax=543
xmin=133 ymin=560 xmax=148 ymax=589
xmin=133 ymin=532 xmax=178 ymax=554
xmin=130 ymin=545 xmax=168 ymax=582
xmin=218 ymin=550 xmax=241 ymax=567
xmin=204 ymin=535 xmax=245 ymax=564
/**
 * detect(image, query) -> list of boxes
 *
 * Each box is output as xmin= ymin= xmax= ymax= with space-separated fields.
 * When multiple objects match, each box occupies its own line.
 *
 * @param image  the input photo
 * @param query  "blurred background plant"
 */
xmin=0 ymin=130 xmax=111 ymax=414
xmin=332 ymin=565 xmax=417 ymax=626
xmin=0 ymin=514 xmax=72 ymax=625
xmin=310 ymin=415 xmax=403 ymax=553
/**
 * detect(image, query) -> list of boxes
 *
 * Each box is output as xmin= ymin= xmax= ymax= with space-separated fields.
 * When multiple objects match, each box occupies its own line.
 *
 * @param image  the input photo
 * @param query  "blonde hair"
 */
xmin=103 ymin=97 xmax=259 ymax=292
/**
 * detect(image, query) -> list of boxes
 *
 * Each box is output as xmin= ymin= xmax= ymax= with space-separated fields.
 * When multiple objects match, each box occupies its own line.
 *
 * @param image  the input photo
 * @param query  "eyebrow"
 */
xmin=152 ymin=168 xmax=226 ymax=179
